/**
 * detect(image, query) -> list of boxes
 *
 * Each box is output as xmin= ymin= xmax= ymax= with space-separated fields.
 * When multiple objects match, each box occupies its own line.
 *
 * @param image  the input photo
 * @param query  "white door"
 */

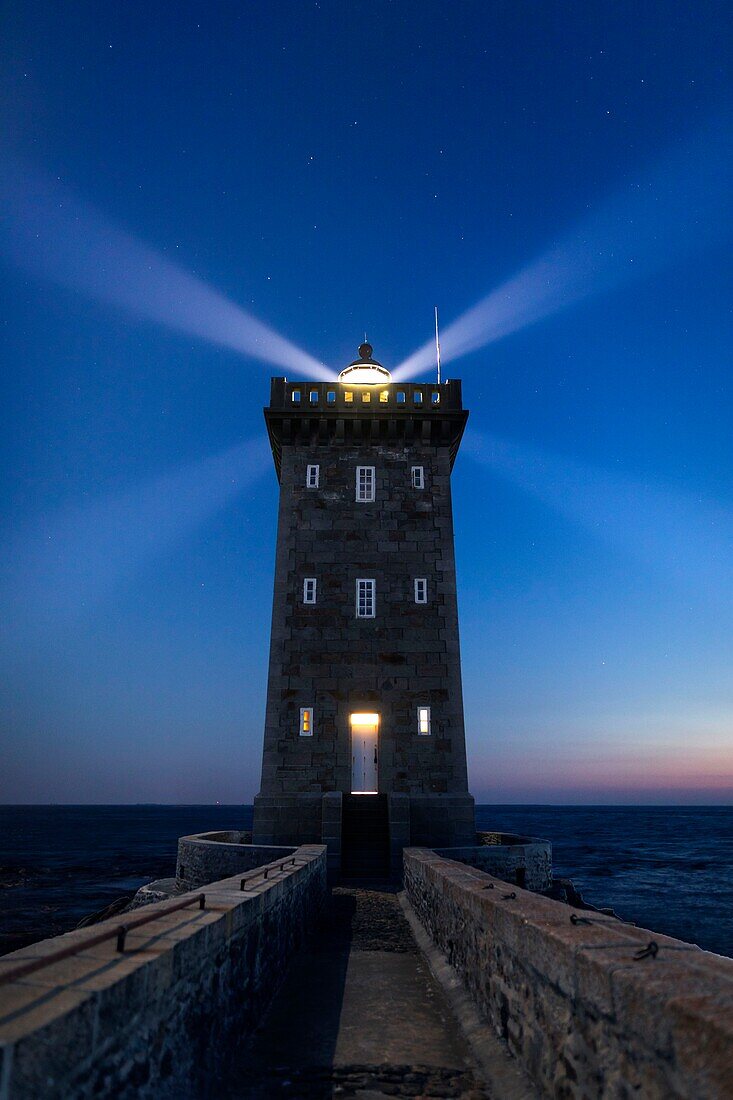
xmin=350 ymin=713 xmax=379 ymax=793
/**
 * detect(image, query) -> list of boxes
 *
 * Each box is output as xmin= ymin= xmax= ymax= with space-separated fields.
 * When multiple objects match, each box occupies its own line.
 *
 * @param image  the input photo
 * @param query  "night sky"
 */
xmin=1 ymin=2 xmax=731 ymax=804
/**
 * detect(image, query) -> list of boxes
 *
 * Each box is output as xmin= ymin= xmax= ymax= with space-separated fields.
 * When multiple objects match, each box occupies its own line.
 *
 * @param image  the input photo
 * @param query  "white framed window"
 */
xmin=417 ymin=706 xmax=431 ymax=736
xmin=299 ymin=707 xmax=314 ymax=736
xmin=303 ymin=578 xmax=317 ymax=604
xmin=414 ymin=578 xmax=427 ymax=604
xmin=356 ymin=578 xmax=375 ymax=618
xmin=306 ymin=464 xmax=319 ymax=488
xmin=356 ymin=466 xmax=375 ymax=502
xmin=411 ymin=466 xmax=425 ymax=489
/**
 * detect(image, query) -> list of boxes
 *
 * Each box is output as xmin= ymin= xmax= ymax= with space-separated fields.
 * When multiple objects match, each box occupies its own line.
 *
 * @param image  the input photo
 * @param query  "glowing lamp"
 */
xmin=350 ymin=712 xmax=380 ymax=727
xmin=338 ymin=342 xmax=392 ymax=385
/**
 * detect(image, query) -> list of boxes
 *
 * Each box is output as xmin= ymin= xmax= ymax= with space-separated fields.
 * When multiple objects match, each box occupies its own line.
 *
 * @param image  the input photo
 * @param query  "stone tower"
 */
xmin=253 ymin=344 xmax=475 ymax=872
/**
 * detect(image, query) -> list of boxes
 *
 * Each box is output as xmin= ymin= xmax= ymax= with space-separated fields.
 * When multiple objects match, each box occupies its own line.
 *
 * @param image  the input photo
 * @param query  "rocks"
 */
xmin=125 ymin=877 xmax=182 ymax=911
xmin=543 ymin=876 xmax=621 ymax=918
xmin=75 ymin=894 xmax=135 ymax=928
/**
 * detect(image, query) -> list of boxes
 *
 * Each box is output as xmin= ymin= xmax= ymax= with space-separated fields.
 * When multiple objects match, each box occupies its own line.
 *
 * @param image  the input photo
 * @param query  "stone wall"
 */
xmin=387 ymin=793 xmax=410 ymax=879
xmin=404 ymin=847 xmax=733 ymax=1099
xmin=176 ymin=831 xmax=296 ymax=889
xmin=253 ymin=419 xmax=474 ymax=848
xmin=0 ymin=845 xmax=327 ymax=1099
xmin=321 ymin=792 xmax=343 ymax=879
xmin=253 ymin=792 xmax=323 ymax=847
xmin=434 ymin=832 xmax=552 ymax=891
xmin=257 ymin=438 xmax=470 ymax=800
xmin=408 ymin=793 xmax=477 ymax=849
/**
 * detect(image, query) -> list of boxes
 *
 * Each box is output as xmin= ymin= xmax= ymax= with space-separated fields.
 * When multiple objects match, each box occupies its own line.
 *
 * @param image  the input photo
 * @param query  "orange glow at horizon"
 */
xmin=469 ymin=737 xmax=733 ymax=795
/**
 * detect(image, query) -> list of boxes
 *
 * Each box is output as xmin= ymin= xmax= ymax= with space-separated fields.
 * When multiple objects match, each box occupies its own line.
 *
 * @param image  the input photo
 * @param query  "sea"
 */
xmin=1 ymin=804 xmax=732 ymax=959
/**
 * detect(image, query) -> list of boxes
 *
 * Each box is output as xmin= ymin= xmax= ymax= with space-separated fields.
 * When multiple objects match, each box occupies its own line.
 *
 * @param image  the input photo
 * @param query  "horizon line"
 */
xmin=2 ymin=801 xmax=733 ymax=809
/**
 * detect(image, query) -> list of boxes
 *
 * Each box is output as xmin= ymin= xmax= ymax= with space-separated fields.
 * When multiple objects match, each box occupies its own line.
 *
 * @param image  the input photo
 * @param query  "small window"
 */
xmin=431 ymin=391 xmax=440 ymax=405
xmin=414 ymin=578 xmax=427 ymax=604
xmin=411 ymin=466 xmax=424 ymax=489
xmin=396 ymin=391 xmax=406 ymax=404
xmin=327 ymin=390 xmax=336 ymax=404
xmin=303 ymin=578 xmax=317 ymax=604
xmin=344 ymin=391 xmax=354 ymax=403
xmin=356 ymin=578 xmax=375 ymax=618
xmin=413 ymin=390 xmax=423 ymax=405
xmin=306 ymin=464 xmax=319 ymax=488
xmin=309 ymin=390 xmax=319 ymax=404
xmin=379 ymin=390 xmax=389 ymax=403
xmin=361 ymin=391 xmax=371 ymax=403
xmin=299 ymin=707 xmax=313 ymax=736
xmin=417 ymin=706 xmax=431 ymax=736
xmin=292 ymin=390 xmax=301 ymax=403
xmin=356 ymin=466 xmax=375 ymax=502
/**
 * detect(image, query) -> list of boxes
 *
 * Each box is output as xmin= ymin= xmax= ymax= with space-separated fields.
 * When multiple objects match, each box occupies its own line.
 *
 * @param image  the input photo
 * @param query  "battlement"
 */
xmin=264 ymin=377 xmax=468 ymax=479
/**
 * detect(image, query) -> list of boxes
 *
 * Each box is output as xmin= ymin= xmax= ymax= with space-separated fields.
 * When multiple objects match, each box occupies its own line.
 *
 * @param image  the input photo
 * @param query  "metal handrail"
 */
xmin=0 ymin=854 xmax=305 ymax=988
xmin=0 ymin=893 xmax=206 ymax=987
xmin=240 ymin=856 xmax=299 ymax=890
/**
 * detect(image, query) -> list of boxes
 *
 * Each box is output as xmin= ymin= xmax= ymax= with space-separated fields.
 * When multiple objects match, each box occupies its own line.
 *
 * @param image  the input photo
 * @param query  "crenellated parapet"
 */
xmin=264 ymin=376 xmax=468 ymax=479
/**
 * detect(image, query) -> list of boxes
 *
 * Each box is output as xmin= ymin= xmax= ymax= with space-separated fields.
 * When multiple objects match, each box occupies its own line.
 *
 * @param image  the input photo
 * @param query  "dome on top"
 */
xmin=338 ymin=342 xmax=392 ymax=384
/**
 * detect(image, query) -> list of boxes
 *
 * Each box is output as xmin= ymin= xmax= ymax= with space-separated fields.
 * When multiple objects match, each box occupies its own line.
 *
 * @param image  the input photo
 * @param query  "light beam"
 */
xmin=2 ymin=436 xmax=271 ymax=626
xmin=464 ymin=429 xmax=733 ymax=606
xmin=0 ymin=157 xmax=330 ymax=379
xmin=395 ymin=115 xmax=732 ymax=379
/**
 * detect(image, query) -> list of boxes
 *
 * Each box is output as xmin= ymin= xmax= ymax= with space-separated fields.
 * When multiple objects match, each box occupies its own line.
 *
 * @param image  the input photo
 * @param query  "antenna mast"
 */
xmin=434 ymin=306 xmax=442 ymax=384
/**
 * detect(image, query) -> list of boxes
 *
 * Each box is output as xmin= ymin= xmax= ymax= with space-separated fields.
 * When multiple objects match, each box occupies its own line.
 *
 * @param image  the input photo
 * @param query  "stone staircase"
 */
xmin=340 ymin=794 xmax=390 ymax=880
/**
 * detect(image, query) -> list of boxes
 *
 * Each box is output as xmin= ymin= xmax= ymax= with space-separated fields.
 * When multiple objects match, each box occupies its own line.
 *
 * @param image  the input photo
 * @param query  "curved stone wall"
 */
xmin=176 ymin=831 xmax=296 ymax=889
xmin=433 ymin=831 xmax=552 ymax=891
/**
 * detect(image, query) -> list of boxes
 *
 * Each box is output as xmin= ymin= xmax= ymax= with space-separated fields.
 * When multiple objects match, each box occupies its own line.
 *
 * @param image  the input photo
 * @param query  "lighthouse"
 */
xmin=252 ymin=344 xmax=475 ymax=876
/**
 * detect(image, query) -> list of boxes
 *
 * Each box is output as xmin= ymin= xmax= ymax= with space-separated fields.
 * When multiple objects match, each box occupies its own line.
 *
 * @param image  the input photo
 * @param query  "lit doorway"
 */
xmin=350 ymin=712 xmax=379 ymax=793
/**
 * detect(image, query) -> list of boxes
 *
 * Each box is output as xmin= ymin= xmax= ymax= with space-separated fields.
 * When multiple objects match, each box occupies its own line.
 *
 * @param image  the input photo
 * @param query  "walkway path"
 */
xmin=224 ymin=887 xmax=490 ymax=1098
